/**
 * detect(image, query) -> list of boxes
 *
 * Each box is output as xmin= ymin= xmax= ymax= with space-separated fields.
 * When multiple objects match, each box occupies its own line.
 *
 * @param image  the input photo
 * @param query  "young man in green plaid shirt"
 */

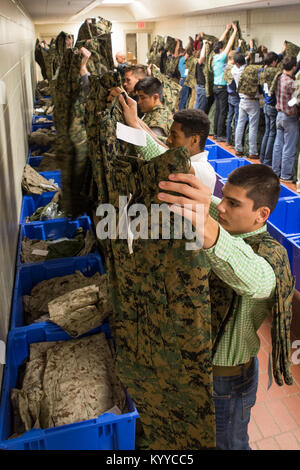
xmin=158 ymin=164 xmax=294 ymax=450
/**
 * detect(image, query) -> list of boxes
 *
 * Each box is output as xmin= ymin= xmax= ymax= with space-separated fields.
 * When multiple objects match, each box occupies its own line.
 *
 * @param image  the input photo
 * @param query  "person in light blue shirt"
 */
xmin=212 ymin=23 xmax=238 ymax=142
xmin=178 ymin=49 xmax=193 ymax=110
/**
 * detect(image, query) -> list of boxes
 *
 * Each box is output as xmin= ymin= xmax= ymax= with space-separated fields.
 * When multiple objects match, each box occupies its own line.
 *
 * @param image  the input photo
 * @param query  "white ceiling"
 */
xmin=20 ymin=0 xmax=300 ymax=23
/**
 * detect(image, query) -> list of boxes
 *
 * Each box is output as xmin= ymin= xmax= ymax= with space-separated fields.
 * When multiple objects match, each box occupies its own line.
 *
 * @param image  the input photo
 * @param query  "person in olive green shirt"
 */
xmin=157 ymin=164 xmax=294 ymax=450
xmin=134 ymin=77 xmax=174 ymax=144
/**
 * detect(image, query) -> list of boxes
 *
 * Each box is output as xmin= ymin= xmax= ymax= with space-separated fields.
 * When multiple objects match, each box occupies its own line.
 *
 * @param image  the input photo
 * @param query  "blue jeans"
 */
xmin=179 ymin=77 xmax=191 ymax=110
xmin=194 ymin=85 xmax=208 ymax=111
xmin=235 ymin=98 xmax=260 ymax=155
xmin=272 ymin=111 xmax=300 ymax=180
xmin=226 ymin=94 xmax=240 ymax=144
xmin=260 ymin=104 xmax=277 ymax=165
xmin=213 ymin=357 xmax=259 ymax=450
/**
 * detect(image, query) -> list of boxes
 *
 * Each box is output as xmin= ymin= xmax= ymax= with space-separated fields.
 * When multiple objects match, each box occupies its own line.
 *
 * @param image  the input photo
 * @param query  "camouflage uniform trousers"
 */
xmin=97 ymin=148 xmax=216 ymax=450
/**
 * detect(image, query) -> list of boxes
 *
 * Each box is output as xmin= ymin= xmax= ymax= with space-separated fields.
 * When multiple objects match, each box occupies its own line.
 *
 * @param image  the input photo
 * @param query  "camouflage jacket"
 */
xmin=85 ymin=76 xmax=216 ymax=448
xmin=151 ymin=65 xmax=181 ymax=113
xmin=258 ymin=65 xmax=282 ymax=95
xmin=164 ymin=55 xmax=180 ymax=78
xmin=147 ymin=35 xmax=165 ymax=67
xmin=210 ymin=231 xmax=295 ymax=387
xmin=142 ymin=104 xmax=173 ymax=140
xmin=223 ymin=63 xmax=234 ymax=84
xmin=185 ymin=56 xmax=198 ymax=89
xmin=238 ymin=64 xmax=262 ymax=98
xmin=284 ymin=40 xmax=300 ymax=58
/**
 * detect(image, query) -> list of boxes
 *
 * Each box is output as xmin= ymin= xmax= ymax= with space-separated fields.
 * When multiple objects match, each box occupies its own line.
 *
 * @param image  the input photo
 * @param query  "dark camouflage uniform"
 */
xmin=237 ymin=65 xmax=262 ymax=98
xmin=142 ymin=104 xmax=174 ymax=143
xmin=151 ymin=65 xmax=182 ymax=113
xmin=85 ymin=76 xmax=216 ymax=449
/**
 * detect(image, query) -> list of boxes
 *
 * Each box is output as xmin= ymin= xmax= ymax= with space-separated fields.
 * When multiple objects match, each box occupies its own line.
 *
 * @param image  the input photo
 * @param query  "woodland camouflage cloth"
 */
xmin=10 ymin=333 xmax=126 ymax=436
xmin=237 ymin=64 xmax=262 ymax=98
xmin=142 ymin=104 xmax=174 ymax=142
xmin=151 ymin=65 xmax=181 ymax=113
xmin=85 ymin=75 xmax=216 ymax=449
xmin=147 ymin=35 xmax=165 ymax=68
xmin=209 ymin=231 xmax=295 ymax=387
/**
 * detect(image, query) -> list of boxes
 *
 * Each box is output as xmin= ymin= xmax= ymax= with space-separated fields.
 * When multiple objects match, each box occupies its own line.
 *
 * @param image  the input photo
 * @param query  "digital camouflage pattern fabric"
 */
xmin=237 ymin=64 xmax=261 ymax=98
xmin=142 ymin=104 xmax=174 ymax=143
xmin=10 ymin=333 xmax=126 ymax=436
xmin=209 ymin=231 xmax=295 ymax=387
xmin=151 ymin=65 xmax=181 ymax=113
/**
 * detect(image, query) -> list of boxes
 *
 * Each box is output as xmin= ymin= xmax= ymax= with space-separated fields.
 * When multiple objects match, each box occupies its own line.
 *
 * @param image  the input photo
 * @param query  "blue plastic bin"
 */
xmin=0 ymin=324 xmax=139 ymax=450
xmin=206 ymin=145 xmax=235 ymax=160
xmin=28 ymin=156 xmax=43 ymax=169
xmin=17 ymin=216 xmax=96 ymax=266
xmin=20 ymin=192 xmax=61 ymax=224
xmin=10 ymin=254 xmax=105 ymax=330
xmin=267 ymin=197 xmax=300 ymax=267
xmin=284 ymin=235 xmax=300 ymax=291
xmin=209 ymin=158 xmax=251 ymax=179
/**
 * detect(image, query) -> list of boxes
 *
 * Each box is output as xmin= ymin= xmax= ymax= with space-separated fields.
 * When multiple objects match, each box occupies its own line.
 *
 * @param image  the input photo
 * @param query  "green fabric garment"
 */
xmin=237 ymin=64 xmax=262 ymax=98
xmin=142 ymin=104 xmax=174 ymax=139
xmin=209 ymin=231 xmax=295 ymax=387
xmin=85 ymin=72 xmax=216 ymax=448
xmin=284 ymin=40 xmax=300 ymax=58
xmin=151 ymin=66 xmax=181 ymax=113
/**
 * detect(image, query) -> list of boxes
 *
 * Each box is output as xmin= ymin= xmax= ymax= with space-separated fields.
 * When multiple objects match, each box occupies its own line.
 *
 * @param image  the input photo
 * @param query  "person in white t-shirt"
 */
xmin=115 ymin=91 xmax=216 ymax=193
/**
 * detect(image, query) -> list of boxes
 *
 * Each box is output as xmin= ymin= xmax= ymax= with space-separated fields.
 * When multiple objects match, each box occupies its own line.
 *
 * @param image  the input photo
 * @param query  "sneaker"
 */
xmin=216 ymin=136 xmax=227 ymax=142
xmin=213 ymin=135 xmax=217 ymax=140
xmin=280 ymin=178 xmax=294 ymax=184
xmin=235 ymin=150 xmax=244 ymax=157
xmin=248 ymin=154 xmax=260 ymax=159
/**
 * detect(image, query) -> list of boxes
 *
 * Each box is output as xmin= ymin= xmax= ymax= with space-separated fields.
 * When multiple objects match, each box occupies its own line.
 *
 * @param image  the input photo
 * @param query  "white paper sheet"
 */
xmin=116 ymin=122 xmax=146 ymax=147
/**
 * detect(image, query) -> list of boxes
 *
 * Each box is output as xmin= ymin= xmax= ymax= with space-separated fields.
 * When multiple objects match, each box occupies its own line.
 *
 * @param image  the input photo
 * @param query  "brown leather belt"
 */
xmin=213 ymin=358 xmax=254 ymax=377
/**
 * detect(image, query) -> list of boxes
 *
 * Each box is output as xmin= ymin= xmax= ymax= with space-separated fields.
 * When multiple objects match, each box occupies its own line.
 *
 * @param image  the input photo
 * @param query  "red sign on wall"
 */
xmin=138 ymin=22 xmax=145 ymax=29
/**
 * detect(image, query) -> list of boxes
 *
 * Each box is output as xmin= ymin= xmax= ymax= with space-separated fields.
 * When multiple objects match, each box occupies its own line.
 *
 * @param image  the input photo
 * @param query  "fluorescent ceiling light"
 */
xmin=102 ymin=0 xmax=133 ymax=4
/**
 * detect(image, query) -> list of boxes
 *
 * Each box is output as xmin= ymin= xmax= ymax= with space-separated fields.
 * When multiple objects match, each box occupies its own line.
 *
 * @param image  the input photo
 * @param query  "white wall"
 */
xmin=152 ymin=4 xmax=300 ymax=55
xmin=0 ymin=0 xmax=35 ymax=386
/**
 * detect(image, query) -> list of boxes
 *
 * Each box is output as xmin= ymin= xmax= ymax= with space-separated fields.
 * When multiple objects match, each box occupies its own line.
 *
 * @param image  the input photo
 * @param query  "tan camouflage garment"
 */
xmin=21 ymin=229 xmax=96 ymax=263
xmin=48 ymin=283 xmax=112 ymax=338
xmin=23 ymin=271 xmax=105 ymax=324
xmin=22 ymin=164 xmax=59 ymax=195
xmin=209 ymin=231 xmax=295 ymax=386
xmin=10 ymin=333 xmax=126 ymax=435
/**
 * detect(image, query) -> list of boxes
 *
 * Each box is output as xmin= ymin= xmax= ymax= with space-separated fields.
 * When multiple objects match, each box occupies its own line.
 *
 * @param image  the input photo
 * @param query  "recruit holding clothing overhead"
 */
xmin=85 ymin=74 xmax=216 ymax=450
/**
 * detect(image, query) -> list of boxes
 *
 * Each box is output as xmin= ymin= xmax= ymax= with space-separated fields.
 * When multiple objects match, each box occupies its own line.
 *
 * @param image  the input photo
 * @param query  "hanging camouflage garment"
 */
xmin=284 ymin=40 xmax=300 ymax=58
xmin=165 ymin=36 xmax=177 ymax=54
xmin=209 ymin=231 xmax=295 ymax=387
xmin=164 ymin=56 xmax=180 ymax=78
xmin=35 ymin=40 xmax=47 ymax=80
xmin=203 ymin=42 xmax=215 ymax=99
xmin=237 ymin=65 xmax=262 ymax=98
xmin=49 ymin=31 xmax=74 ymax=106
xmin=258 ymin=65 xmax=282 ymax=92
xmin=223 ymin=63 xmax=234 ymax=84
xmin=147 ymin=35 xmax=165 ymax=67
xmin=85 ymin=75 xmax=215 ymax=448
xmin=142 ymin=104 xmax=174 ymax=143
xmin=10 ymin=333 xmax=127 ymax=436
xmin=53 ymin=17 xmax=114 ymax=219
xmin=151 ymin=65 xmax=181 ymax=113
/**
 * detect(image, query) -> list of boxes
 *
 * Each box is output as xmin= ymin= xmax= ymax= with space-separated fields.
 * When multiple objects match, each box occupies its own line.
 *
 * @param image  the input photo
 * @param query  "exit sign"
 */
xmin=138 ymin=22 xmax=145 ymax=28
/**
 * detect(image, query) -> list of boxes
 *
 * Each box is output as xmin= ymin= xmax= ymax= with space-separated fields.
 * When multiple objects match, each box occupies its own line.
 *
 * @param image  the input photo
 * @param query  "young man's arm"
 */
xmin=157 ymin=173 xmax=276 ymax=299
xmin=219 ymin=24 xmax=232 ymax=42
xmin=198 ymin=40 xmax=207 ymax=65
xmin=223 ymin=23 xmax=238 ymax=56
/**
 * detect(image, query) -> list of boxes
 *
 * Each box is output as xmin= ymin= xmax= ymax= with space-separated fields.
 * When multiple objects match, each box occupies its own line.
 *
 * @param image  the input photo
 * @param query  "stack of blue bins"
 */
xmin=208 ymin=140 xmax=300 ymax=291
xmin=0 ymin=103 xmax=139 ymax=450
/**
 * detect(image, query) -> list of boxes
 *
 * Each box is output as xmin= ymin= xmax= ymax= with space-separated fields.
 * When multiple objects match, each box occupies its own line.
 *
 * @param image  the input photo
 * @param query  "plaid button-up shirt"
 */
xmin=276 ymin=72 xmax=299 ymax=116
